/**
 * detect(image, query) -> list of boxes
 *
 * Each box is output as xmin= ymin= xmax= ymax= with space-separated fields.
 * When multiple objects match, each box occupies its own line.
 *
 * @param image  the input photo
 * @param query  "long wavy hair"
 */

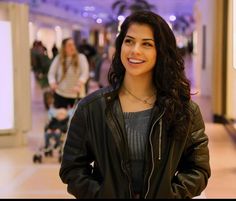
xmin=59 ymin=38 xmax=79 ymax=82
xmin=108 ymin=11 xmax=192 ymax=138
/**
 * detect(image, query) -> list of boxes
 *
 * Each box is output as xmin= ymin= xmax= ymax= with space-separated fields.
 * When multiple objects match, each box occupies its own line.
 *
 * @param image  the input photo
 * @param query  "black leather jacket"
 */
xmin=59 ymin=86 xmax=211 ymax=198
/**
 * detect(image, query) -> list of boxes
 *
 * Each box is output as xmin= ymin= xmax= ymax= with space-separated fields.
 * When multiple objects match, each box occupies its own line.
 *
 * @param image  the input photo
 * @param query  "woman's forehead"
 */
xmin=126 ymin=23 xmax=154 ymax=39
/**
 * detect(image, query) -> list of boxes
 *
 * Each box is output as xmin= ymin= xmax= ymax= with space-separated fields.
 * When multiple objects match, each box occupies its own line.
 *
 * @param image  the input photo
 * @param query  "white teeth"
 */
xmin=128 ymin=58 xmax=144 ymax=64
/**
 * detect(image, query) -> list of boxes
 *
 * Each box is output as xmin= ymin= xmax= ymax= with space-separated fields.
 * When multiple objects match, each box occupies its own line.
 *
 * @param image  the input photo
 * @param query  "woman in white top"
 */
xmin=48 ymin=38 xmax=90 ymax=109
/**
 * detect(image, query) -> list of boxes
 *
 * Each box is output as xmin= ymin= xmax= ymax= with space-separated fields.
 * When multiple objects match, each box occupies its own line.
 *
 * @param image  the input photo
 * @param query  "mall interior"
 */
xmin=0 ymin=0 xmax=236 ymax=198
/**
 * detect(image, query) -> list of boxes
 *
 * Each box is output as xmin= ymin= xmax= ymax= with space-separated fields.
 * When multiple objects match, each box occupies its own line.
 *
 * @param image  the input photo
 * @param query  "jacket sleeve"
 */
xmin=59 ymin=104 xmax=101 ymax=198
xmin=171 ymin=104 xmax=211 ymax=198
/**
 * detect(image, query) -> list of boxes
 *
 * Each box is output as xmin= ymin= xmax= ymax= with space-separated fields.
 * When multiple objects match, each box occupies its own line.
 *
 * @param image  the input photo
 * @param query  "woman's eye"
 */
xmin=143 ymin=42 xmax=153 ymax=47
xmin=124 ymin=39 xmax=133 ymax=44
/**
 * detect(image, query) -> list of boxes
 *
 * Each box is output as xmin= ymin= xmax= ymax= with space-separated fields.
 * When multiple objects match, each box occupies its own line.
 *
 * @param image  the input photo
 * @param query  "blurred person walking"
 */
xmin=48 ymin=37 xmax=89 ymax=109
xmin=97 ymin=44 xmax=115 ymax=88
xmin=52 ymin=43 xmax=59 ymax=59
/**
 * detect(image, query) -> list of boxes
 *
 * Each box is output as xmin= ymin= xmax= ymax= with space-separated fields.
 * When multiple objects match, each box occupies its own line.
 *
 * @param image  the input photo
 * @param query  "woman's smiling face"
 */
xmin=121 ymin=23 xmax=157 ymax=78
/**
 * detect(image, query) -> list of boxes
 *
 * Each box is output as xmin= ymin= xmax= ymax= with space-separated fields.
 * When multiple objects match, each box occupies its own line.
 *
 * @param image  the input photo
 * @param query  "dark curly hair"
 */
xmin=108 ymin=11 xmax=192 ymax=138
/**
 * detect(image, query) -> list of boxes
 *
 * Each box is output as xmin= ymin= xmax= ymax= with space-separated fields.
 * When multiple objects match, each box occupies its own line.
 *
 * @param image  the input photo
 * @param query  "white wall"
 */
xmin=193 ymin=0 xmax=215 ymax=96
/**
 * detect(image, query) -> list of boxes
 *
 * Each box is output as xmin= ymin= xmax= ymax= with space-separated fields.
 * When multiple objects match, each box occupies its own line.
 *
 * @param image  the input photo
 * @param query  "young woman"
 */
xmin=59 ymin=11 xmax=211 ymax=198
xmin=48 ymin=37 xmax=89 ymax=109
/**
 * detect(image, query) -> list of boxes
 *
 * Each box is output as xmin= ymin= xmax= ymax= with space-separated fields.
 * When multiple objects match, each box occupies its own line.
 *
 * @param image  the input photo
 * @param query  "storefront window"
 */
xmin=0 ymin=21 xmax=14 ymax=132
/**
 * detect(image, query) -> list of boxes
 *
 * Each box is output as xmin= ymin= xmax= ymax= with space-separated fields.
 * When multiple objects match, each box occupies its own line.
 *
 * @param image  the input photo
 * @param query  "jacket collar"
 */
xmin=103 ymin=84 xmax=166 ymax=121
xmin=103 ymin=84 xmax=121 ymax=106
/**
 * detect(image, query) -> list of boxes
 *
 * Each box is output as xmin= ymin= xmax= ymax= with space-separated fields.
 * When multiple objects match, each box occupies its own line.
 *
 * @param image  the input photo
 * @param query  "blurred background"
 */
xmin=0 ymin=0 xmax=236 ymax=198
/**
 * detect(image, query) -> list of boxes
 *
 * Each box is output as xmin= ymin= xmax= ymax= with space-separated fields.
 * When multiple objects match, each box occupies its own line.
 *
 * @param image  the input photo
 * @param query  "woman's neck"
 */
xmin=119 ymin=74 xmax=156 ymax=112
xmin=122 ymin=74 xmax=155 ymax=97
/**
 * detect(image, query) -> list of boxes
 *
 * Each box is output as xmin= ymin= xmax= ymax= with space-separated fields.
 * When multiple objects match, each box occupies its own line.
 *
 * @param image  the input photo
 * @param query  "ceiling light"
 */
xmin=96 ymin=18 xmax=102 ymax=24
xmin=117 ymin=15 xmax=125 ymax=21
xmin=169 ymin=15 xmax=176 ymax=22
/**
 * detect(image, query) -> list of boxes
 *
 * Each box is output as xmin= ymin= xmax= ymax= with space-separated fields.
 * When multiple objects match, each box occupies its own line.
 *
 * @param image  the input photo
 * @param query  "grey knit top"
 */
xmin=123 ymin=108 xmax=152 ymax=194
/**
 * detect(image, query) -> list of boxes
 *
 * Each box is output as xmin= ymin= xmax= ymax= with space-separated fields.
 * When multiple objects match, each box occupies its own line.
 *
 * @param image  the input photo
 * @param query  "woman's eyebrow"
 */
xmin=125 ymin=35 xmax=134 ymax=39
xmin=125 ymin=35 xmax=154 ymax=41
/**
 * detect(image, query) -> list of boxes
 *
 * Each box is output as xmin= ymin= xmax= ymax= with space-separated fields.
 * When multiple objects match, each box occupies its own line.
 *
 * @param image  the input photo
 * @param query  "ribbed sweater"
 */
xmin=123 ymin=108 xmax=152 ymax=194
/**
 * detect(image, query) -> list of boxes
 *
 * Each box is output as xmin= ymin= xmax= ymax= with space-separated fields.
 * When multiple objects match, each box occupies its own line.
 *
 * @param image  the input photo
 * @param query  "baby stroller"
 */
xmin=33 ymin=107 xmax=73 ymax=163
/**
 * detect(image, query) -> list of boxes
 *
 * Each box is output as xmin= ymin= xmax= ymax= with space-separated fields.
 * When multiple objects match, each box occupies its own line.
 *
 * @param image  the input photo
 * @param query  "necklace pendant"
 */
xmin=123 ymin=85 xmax=155 ymax=106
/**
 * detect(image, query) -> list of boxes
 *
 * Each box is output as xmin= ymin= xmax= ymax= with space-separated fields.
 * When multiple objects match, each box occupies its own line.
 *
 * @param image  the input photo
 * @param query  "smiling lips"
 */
xmin=128 ymin=58 xmax=145 ymax=64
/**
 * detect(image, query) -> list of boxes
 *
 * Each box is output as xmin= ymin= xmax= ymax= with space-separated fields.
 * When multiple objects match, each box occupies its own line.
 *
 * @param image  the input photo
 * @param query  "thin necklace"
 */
xmin=123 ymin=85 xmax=156 ymax=106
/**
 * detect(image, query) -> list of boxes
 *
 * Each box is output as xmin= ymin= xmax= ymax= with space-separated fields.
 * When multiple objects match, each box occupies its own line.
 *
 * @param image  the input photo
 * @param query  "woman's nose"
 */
xmin=131 ymin=43 xmax=141 ymax=54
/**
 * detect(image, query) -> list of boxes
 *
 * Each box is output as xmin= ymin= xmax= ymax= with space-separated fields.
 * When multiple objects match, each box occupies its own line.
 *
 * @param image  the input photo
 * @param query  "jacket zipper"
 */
xmin=158 ymin=119 xmax=162 ymax=160
xmin=144 ymin=111 xmax=165 ymax=199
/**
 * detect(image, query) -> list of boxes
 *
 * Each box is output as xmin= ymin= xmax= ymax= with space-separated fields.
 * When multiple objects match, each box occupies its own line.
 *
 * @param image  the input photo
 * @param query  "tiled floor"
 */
xmin=0 ymin=60 xmax=236 ymax=198
xmin=205 ymin=124 xmax=236 ymax=198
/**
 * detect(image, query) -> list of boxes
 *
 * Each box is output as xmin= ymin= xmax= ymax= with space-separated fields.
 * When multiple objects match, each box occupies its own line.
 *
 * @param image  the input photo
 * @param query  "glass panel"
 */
xmin=0 ymin=21 xmax=14 ymax=132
